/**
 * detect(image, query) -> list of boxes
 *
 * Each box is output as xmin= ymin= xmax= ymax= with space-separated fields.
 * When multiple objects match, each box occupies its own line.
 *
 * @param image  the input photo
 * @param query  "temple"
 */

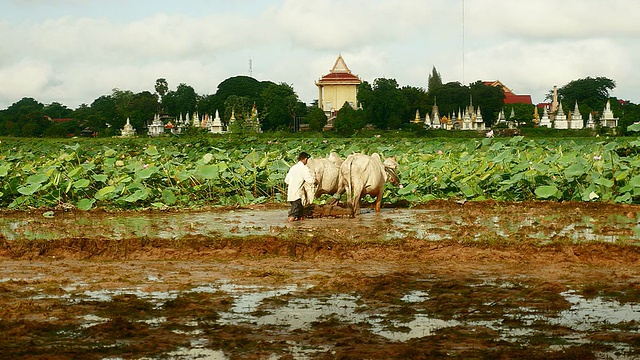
xmin=600 ymin=99 xmax=618 ymax=127
xmin=209 ymin=110 xmax=225 ymax=134
xmin=554 ymin=103 xmax=568 ymax=129
xmin=120 ymin=117 xmax=136 ymax=137
xmin=483 ymin=80 xmax=532 ymax=104
xmin=147 ymin=114 xmax=165 ymax=136
xmin=315 ymin=55 xmax=361 ymax=123
xmin=569 ymin=101 xmax=584 ymax=129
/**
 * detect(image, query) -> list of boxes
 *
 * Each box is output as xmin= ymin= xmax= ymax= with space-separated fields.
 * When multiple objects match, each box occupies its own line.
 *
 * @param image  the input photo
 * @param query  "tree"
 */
xmin=469 ymin=81 xmax=505 ymax=127
xmin=401 ymin=85 xmax=429 ymax=121
xmin=224 ymin=95 xmax=253 ymax=131
xmin=197 ymin=94 xmax=218 ymax=118
xmin=212 ymin=76 xmax=271 ymax=115
xmin=361 ymin=78 xmax=408 ymax=130
xmin=550 ymin=77 xmax=616 ymax=116
xmin=260 ymin=83 xmax=300 ymax=131
xmin=305 ymin=107 xmax=327 ymax=132
xmin=428 ymin=81 xmax=470 ymax=119
xmin=89 ymin=95 xmax=117 ymax=132
xmin=44 ymin=102 xmax=73 ymax=118
xmin=127 ymin=91 xmax=158 ymax=131
xmin=503 ymin=103 xmax=536 ymax=127
xmin=334 ymin=102 xmax=365 ymax=135
xmin=427 ymin=66 xmax=443 ymax=94
xmin=155 ymin=78 xmax=169 ymax=112
xmin=163 ymin=83 xmax=198 ymax=117
xmin=0 ymin=97 xmax=45 ymax=136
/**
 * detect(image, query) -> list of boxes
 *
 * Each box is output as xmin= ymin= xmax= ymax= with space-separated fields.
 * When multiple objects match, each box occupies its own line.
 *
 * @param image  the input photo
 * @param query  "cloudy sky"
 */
xmin=1 ymin=0 xmax=639 ymax=110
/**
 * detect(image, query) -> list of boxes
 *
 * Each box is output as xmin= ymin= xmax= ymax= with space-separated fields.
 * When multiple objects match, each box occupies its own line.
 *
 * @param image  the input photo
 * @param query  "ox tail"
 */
xmin=347 ymin=158 xmax=355 ymax=217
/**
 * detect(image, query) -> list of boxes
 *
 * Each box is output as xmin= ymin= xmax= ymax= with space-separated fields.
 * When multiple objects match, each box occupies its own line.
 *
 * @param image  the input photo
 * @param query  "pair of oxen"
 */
xmin=301 ymin=152 xmax=400 ymax=217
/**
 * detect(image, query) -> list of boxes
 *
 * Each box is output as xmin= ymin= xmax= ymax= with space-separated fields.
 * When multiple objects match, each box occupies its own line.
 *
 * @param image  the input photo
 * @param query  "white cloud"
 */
xmin=0 ymin=0 xmax=639 ymax=110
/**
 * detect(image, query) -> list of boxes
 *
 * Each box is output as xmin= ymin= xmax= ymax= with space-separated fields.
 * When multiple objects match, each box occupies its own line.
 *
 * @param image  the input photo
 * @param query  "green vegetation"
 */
xmin=2 ymin=133 xmax=640 ymax=210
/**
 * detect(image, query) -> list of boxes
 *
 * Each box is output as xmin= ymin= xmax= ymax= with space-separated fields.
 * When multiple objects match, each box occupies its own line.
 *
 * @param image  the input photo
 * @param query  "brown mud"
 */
xmin=1 ymin=200 xmax=640 ymax=359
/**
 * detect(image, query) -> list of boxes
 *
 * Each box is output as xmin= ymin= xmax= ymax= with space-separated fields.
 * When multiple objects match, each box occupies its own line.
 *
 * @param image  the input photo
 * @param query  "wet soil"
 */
xmin=1 ymin=200 xmax=640 ymax=359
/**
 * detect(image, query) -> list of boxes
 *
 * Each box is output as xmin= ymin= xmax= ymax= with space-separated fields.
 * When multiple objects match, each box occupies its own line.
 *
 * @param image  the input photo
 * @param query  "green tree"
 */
xmin=362 ymin=78 xmax=408 ymax=130
xmin=127 ymin=91 xmax=158 ymax=132
xmin=155 ymin=78 xmax=169 ymax=111
xmin=618 ymin=100 xmax=640 ymax=135
xmin=550 ymin=76 xmax=616 ymax=115
xmin=163 ymin=83 xmax=198 ymax=117
xmin=212 ymin=76 xmax=271 ymax=115
xmin=197 ymin=94 xmax=218 ymax=118
xmin=89 ymin=95 xmax=117 ymax=132
xmin=469 ymin=81 xmax=505 ymax=127
xmin=427 ymin=66 xmax=443 ymax=94
xmin=44 ymin=102 xmax=74 ymax=118
xmin=305 ymin=107 xmax=328 ymax=132
xmin=356 ymin=81 xmax=373 ymax=110
xmin=429 ymin=82 xmax=470 ymax=119
xmin=334 ymin=101 xmax=365 ymax=135
xmin=401 ymin=86 xmax=430 ymax=122
xmin=0 ymin=97 xmax=46 ymax=136
xmin=502 ymin=103 xmax=536 ymax=127
xmin=260 ymin=83 xmax=300 ymax=131
xmin=224 ymin=95 xmax=253 ymax=131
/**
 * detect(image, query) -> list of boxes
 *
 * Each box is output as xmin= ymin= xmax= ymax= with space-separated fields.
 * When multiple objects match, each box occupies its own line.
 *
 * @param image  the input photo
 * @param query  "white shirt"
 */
xmin=285 ymin=161 xmax=315 ymax=202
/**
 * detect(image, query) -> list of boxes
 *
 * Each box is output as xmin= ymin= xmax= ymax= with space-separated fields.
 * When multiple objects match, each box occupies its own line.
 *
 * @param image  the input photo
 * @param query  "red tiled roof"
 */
xmin=484 ymin=80 xmax=532 ymax=104
xmin=317 ymin=72 xmax=361 ymax=84
xmin=504 ymin=93 xmax=532 ymax=104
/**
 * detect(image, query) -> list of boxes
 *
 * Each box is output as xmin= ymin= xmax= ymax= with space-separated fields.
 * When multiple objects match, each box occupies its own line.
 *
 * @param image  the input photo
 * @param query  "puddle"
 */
xmin=10 ymin=274 xmax=639 ymax=359
xmin=553 ymin=290 xmax=640 ymax=331
xmin=3 ymin=208 xmax=638 ymax=244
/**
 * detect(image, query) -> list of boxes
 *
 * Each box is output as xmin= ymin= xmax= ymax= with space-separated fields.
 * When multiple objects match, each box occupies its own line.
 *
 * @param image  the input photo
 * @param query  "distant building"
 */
xmin=315 ymin=55 xmax=362 ymax=122
xmin=483 ymin=80 xmax=532 ymax=104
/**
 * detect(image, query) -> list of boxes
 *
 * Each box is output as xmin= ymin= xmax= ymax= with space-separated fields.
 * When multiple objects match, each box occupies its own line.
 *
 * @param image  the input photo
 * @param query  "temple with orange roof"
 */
xmin=315 ymin=55 xmax=362 ymax=118
xmin=483 ymin=80 xmax=532 ymax=104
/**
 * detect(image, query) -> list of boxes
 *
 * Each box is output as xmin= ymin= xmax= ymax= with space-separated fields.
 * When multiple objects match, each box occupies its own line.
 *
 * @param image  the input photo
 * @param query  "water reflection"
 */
xmin=2 ymin=208 xmax=639 ymax=244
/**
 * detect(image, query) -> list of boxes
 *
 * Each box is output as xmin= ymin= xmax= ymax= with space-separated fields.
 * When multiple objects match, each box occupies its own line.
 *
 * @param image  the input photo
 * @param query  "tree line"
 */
xmin=1 ymin=68 xmax=639 ymax=137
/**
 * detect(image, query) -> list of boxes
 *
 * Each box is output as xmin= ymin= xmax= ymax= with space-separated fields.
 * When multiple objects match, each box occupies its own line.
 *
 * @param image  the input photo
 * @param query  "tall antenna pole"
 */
xmin=462 ymin=0 xmax=465 ymax=85
xmin=249 ymin=59 xmax=253 ymax=78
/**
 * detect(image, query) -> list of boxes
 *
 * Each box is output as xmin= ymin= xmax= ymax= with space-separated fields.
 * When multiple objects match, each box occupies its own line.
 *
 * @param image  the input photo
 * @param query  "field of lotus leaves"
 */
xmin=1 ymin=133 xmax=640 ymax=210
xmin=4 ymin=134 xmax=640 ymax=359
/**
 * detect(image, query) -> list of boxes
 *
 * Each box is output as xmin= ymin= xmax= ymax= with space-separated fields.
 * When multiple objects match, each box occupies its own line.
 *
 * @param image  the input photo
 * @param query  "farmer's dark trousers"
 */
xmin=288 ymin=199 xmax=304 ymax=219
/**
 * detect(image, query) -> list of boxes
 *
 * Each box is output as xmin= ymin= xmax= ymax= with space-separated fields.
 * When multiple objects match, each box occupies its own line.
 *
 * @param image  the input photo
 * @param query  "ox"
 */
xmin=340 ymin=153 xmax=399 ymax=217
xmin=302 ymin=152 xmax=344 ymax=206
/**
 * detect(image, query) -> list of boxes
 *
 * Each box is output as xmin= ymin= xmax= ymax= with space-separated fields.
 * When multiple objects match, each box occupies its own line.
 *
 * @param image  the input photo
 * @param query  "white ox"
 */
xmin=302 ymin=152 xmax=344 ymax=206
xmin=339 ymin=153 xmax=399 ymax=216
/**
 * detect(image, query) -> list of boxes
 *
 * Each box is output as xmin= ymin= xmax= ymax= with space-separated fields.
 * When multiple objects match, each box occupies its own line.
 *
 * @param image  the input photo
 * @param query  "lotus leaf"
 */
xmin=27 ymin=173 xmax=49 ymax=184
xmin=564 ymin=163 xmax=586 ymax=178
xmin=77 ymin=198 xmax=95 ymax=210
xmin=202 ymin=153 xmax=214 ymax=164
xmin=73 ymin=178 xmax=90 ymax=189
xmin=95 ymin=186 xmax=116 ymax=200
xmin=18 ymin=183 xmax=42 ymax=195
xmin=595 ymin=177 xmax=615 ymax=188
xmin=195 ymin=164 xmax=219 ymax=180
xmin=397 ymin=183 xmax=418 ymax=195
xmin=137 ymin=166 xmax=156 ymax=180
xmin=145 ymin=145 xmax=159 ymax=156
xmin=535 ymin=185 xmax=559 ymax=199
xmin=162 ymin=189 xmax=177 ymax=205
xmin=92 ymin=174 xmax=108 ymax=182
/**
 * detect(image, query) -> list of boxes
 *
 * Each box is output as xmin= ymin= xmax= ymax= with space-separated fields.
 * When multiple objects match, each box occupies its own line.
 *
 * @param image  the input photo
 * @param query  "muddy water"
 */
xmin=4 ymin=275 xmax=639 ymax=359
xmin=2 ymin=203 xmax=640 ymax=359
xmin=2 ymin=208 xmax=639 ymax=244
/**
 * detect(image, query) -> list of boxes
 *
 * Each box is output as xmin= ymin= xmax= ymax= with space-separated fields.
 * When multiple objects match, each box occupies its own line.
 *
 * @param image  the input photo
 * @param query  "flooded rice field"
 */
xmin=1 ymin=200 xmax=640 ymax=359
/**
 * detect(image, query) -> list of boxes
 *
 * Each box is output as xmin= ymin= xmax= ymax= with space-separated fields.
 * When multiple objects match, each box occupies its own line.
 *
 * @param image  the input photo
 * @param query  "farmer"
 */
xmin=284 ymin=151 xmax=315 ymax=222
